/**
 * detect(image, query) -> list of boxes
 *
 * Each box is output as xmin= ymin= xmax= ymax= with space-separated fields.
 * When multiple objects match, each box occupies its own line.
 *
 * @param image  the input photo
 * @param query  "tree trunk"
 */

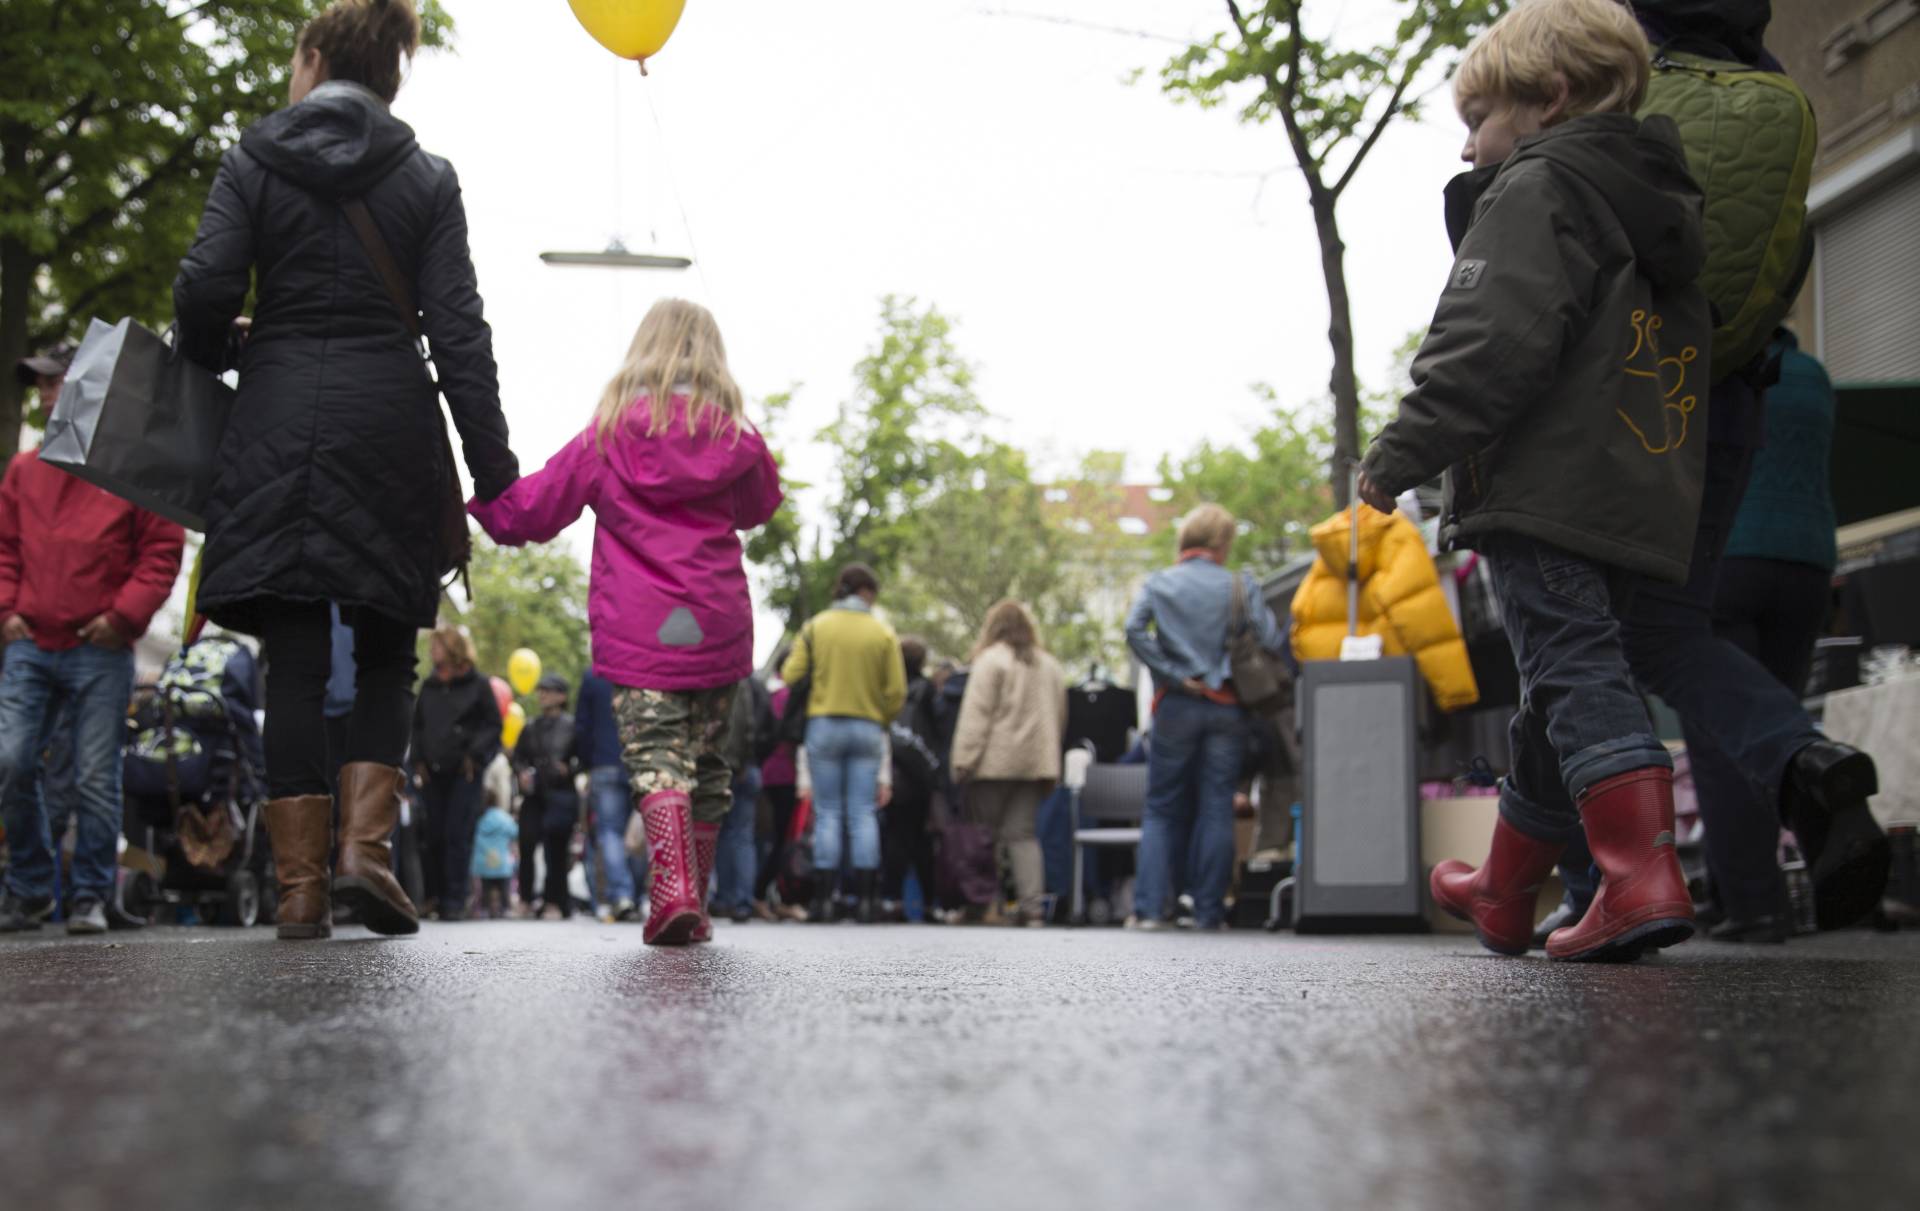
xmin=0 ymin=124 xmax=32 ymax=466
xmin=1311 ymin=192 xmax=1361 ymax=509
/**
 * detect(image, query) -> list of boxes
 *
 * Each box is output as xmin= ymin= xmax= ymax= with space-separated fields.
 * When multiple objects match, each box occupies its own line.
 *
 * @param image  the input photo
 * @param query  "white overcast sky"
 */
xmin=389 ymin=0 xmax=1472 ymax=651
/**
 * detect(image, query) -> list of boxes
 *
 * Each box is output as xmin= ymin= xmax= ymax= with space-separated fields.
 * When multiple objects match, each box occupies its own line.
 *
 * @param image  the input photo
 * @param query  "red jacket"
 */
xmin=0 ymin=451 xmax=187 ymax=650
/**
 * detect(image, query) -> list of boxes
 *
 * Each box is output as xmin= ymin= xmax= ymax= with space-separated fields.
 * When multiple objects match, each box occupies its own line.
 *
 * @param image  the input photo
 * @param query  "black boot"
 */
xmin=1783 ymin=740 xmax=1890 ymax=930
xmin=1708 ymin=913 xmax=1790 ymax=944
xmin=809 ymin=876 xmax=838 ymax=925
xmin=854 ymin=871 xmax=878 ymax=924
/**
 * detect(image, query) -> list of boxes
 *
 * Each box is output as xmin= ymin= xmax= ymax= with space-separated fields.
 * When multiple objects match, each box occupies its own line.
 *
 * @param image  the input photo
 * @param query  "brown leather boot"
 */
xmin=265 ymin=795 xmax=333 ymax=940
xmin=333 ymin=763 xmax=421 ymax=936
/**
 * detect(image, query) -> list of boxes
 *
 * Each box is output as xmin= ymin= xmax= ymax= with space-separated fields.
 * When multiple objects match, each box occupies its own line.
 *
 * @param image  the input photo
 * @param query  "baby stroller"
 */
xmin=120 ymin=635 xmax=273 ymax=927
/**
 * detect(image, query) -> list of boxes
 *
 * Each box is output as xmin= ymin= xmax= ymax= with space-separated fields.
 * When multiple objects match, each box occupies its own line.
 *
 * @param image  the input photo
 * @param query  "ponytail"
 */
xmin=299 ymin=0 xmax=422 ymax=104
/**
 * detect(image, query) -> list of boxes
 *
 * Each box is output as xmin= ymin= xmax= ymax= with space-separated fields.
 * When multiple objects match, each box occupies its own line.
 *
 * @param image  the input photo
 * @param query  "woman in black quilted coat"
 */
xmin=173 ymin=0 xmax=518 ymax=942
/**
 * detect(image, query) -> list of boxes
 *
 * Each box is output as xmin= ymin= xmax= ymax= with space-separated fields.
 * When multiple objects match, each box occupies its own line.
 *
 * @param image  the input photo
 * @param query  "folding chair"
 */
xmin=1067 ymin=753 xmax=1149 ymax=924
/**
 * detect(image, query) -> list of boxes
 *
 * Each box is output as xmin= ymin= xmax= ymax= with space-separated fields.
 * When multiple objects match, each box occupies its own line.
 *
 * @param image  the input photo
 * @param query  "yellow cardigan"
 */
xmin=1290 ymin=506 xmax=1480 ymax=711
xmin=780 ymin=604 xmax=907 ymax=725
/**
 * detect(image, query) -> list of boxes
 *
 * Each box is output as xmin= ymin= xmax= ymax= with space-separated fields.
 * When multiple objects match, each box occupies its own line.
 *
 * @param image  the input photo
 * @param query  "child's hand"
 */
xmin=1356 ymin=470 xmax=1396 ymax=513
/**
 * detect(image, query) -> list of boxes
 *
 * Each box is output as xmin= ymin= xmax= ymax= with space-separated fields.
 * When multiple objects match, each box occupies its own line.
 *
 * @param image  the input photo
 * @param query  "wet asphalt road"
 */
xmin=2 ymin=921 xmax=1917 ymax=1211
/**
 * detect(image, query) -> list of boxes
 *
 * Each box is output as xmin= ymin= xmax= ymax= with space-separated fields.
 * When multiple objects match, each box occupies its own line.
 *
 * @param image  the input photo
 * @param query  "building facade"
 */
xmin=1773 ymin=0 xmax=1920 ymax=385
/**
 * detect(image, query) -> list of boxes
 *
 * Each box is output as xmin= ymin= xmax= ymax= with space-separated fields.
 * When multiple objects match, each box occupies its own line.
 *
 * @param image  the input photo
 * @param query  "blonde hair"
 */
xmin=429 ymin=624 xmax=477 ymax=672
xmin=594 ymin=298 xmax=745 ymax=451
xmin=1178 ymin=503 xmax=1237 ymax=555
xmin=973 ymin=600 xmax=1042 ymax=665
xmin=1454 ymin=0 xmax=1651 ymax=122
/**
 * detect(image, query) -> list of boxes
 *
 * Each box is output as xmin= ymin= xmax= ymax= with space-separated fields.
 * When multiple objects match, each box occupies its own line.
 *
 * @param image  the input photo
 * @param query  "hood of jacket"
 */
xmin=239 ymin=80 xmax=420 ymax=198
xmin=1515 ymin=115 xmax=1706 ymax=291
xmin=600 ymin=398 xmax=773 ymax=507
xmin=1445 ymin=115 xmax=1706 ymax=292
xmin=1636 ymin=0 xmax=1775 ymax=67
xmin=1307 ymin=505 xmax=1396 ymax=582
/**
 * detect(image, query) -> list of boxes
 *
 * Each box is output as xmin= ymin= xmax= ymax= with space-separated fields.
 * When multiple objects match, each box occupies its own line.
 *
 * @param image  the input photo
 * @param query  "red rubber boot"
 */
xmin=1547 ymin=767 xmax=1695 ymax=962
xmin=689 ymin=821 xmax=719 ymax=944
xmin=639 ymin=789 xmax=702 ymax=946
xmin=1431 ymin=815 xmax=1565 ymax=955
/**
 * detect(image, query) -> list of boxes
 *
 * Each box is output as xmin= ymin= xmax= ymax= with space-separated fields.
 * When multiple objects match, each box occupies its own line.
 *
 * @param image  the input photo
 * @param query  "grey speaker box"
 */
xmin=1294 ymin=655 xmax=1429 ymax=933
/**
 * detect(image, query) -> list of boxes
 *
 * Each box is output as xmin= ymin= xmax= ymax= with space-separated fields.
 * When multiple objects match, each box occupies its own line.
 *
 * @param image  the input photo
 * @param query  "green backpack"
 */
xmin=1638 ymin=51 xmax=1817 ymax=379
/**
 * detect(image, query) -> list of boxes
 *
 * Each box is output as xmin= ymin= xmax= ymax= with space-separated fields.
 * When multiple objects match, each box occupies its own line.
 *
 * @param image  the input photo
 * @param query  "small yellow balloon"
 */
xmin=508 ymin=648 xmax=542 ymax=697
xmin=503 ymin=701 xmax=527 ymax=751
xmin=567 ymin=0 xmax=687 ymax=62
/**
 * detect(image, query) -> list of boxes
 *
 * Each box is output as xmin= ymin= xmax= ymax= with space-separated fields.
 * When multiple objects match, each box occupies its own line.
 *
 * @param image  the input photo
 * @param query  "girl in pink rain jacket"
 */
xmin=469 ymin=298 xmax=783 ymax=946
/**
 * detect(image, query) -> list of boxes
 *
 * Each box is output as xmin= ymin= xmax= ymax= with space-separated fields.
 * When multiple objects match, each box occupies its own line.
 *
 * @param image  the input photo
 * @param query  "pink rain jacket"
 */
xmin=469 ymin=399 xmax=784 ymax=692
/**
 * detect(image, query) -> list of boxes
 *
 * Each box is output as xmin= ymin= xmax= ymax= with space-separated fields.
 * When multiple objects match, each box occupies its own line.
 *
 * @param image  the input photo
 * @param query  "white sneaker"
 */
xmin=596 ymin=905 xmax=617 ymax=924
xmin=1123 ymin=915 xmax=1167 ymax=932
xmin=67 ymin=897 xmax=108 ymax=935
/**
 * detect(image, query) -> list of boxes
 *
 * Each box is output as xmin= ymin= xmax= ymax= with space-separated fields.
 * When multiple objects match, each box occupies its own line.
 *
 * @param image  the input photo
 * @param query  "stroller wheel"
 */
xmin=218 ymin=870 xmax=260 ymax=928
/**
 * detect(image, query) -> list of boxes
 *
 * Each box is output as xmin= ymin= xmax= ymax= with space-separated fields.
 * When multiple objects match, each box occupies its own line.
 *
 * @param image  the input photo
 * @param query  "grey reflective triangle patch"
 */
xmin=1653 ymin=830 xmax=1675 ymax=849
xmin=657 ymin=607 xmax=704 ymax=648
xmin=1451 ymin=259 xmax=1487 ymax=290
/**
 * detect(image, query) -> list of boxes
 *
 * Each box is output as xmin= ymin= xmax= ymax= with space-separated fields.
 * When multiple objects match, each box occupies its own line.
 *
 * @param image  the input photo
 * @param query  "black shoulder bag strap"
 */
xmin=339 ymin=198 xmax=473 ymax=593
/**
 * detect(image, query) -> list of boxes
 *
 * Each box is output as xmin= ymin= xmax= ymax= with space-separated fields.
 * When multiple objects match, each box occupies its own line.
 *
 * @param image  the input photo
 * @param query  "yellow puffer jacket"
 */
xmin=1290 ymin=506 xmax=1480 ymax=711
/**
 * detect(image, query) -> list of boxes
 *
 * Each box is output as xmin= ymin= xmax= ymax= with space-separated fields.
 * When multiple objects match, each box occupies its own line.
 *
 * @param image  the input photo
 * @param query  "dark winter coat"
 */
xmin=173 ymin=81 xmax=517 ymax=634
xmin=1361 ymin=114 xmax=1712 ymax=584
xmin=411 ymin=668 xmax=502 ymax=778
xmin=515 ymin=711 xmax=578 ymax=798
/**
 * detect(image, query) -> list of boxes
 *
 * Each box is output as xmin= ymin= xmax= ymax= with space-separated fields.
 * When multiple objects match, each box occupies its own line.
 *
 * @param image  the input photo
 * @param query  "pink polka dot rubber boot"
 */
xmin=639 ymin=789 xmax=702 ymax=946
xmin=689 ymin=821 xmax=719 ymax=943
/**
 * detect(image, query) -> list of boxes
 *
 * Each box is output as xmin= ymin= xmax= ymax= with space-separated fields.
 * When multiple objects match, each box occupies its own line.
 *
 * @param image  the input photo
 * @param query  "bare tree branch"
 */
xmin=1331 ymin=27 xmax=1446 ymax=198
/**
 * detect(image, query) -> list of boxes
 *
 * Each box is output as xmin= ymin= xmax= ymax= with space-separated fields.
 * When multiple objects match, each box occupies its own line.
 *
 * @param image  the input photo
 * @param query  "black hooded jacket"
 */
xmin=174 ymin=81 xmax=517 ymax=633
xmin=411 ymin=668 xmax=503 ymax=778
xmin=1363 ymin=114 xmax=1712 ymax=584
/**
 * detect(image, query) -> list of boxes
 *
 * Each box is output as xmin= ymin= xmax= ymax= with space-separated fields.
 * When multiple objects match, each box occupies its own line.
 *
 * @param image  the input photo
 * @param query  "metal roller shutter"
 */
xmin=1816 ymin=169 xmax=1920 ymax=382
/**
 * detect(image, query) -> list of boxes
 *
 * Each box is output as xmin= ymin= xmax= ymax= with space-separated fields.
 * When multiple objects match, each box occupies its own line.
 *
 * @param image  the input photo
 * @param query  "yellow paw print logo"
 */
xmin=1618 ymin=309 xmax=1699 ymax=455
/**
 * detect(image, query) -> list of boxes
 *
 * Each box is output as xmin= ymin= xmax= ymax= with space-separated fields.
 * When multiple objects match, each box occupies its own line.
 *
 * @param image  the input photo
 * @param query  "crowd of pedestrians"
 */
xmin=0 ymin=0 xmax=1898 ymax=963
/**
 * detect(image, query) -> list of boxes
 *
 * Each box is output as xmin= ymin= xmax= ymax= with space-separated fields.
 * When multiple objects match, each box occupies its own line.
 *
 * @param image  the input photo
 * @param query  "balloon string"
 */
xmin=642 ymin=76 xmax=715 ymax=305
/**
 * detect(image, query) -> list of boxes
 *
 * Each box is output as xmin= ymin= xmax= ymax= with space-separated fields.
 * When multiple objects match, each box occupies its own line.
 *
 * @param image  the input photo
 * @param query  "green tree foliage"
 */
xmin=1158 ymin=338 xmax=1412 ymax=577
xmin=887 ymin=440 xmax=1069 ymax=664
xmin=443 ymin=534 xmax=592 ymax=712
xmin=1156 ymin=386 xmax=1332 ymax=574
xmin=0 ymin=0 xmax=453 ymax=460
xmin=1156 ymin=1 xmax=1502 ymax=503
xmin=750 ymin=300 xmax=1141 ymax=672
xmin=750 ymin=296 xmax=986 ymax=635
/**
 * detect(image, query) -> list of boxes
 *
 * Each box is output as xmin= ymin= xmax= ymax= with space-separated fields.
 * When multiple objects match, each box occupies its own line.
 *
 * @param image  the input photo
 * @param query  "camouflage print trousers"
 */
xmin=613 ymin=684 xmax=739 ymax=825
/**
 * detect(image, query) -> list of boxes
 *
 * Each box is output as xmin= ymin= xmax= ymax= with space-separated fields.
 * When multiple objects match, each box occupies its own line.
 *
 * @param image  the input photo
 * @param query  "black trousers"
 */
xmin=755 ymin=784 xmax=799 ymax=901
xmin=519 ymin=800 xmax=542 ymax=905
xmin=421 ymin=770 xmax=483 ymax=918
xmin=258 ymin=601 xmax=416 ymax=800
xmin=881 ymin=790 xmax=938 ymax=906
xmin=540 ymin=790 xmax=579 ymax=916
xmin=1690 ymin=556 xmax=1833 ymax=917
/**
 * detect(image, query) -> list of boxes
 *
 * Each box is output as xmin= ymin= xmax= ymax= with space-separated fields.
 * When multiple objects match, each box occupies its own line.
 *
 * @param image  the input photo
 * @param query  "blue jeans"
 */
xmin=1481 ymin=535 xmax=1672 ymax=843
xmin=0 ymin=640 xmax=135 ymax=902
xmin=806 ymin=717 xmax=885 ymax=873
xmin=1133 ymin=694 xmax=1245 ymax=928
xmin=589 ymin=765 xmax=639 ymax=906
xmin=716 ymin=766 xmax=762 ymax=909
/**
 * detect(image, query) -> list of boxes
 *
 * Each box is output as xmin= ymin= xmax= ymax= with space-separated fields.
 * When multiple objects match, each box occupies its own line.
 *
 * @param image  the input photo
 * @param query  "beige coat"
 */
xmin=950 ymin=644 xmax=1068 ymax=783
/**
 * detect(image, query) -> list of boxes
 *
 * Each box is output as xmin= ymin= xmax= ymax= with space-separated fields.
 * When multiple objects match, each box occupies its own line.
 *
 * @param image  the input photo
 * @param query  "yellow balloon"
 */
xmin=502 ymin=701 xmax=527 ymax=751
xmin=567 ymin=0 xmax=687 ymax=61
xmin=508 ymin=648 xmax=543 ymax=697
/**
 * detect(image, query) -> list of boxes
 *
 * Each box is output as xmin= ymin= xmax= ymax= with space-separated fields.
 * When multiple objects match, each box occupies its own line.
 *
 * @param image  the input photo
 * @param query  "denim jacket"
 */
xmin=1125 ymin=557 xmax=1288 ymax=693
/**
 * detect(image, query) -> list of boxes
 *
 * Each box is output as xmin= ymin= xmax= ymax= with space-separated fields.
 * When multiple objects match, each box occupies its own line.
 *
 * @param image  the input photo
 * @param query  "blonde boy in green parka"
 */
xmin=1357 ymin=0 xmax=1710 ymax=963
